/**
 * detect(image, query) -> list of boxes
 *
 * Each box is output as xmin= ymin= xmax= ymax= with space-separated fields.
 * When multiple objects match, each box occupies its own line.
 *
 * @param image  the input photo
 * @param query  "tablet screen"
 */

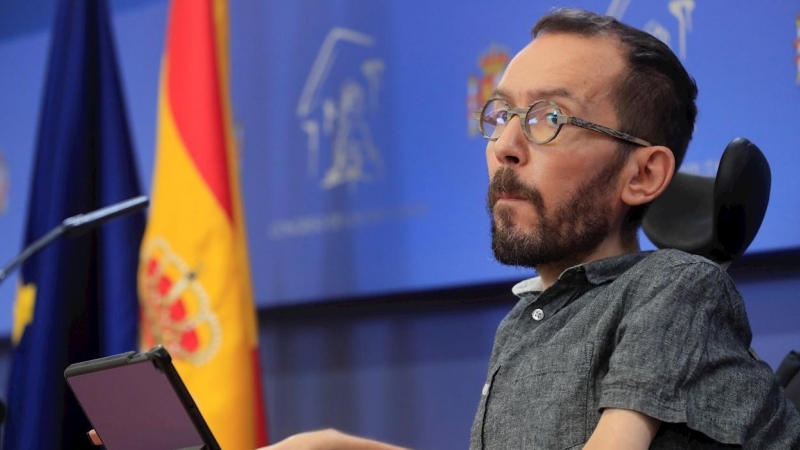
xmin=67 ymin=358 xmax=208 ymax=450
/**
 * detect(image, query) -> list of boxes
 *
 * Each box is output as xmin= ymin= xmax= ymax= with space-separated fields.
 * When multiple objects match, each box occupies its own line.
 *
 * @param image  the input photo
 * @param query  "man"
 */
xmin=265 ymin=7 xmax=800 ymax=449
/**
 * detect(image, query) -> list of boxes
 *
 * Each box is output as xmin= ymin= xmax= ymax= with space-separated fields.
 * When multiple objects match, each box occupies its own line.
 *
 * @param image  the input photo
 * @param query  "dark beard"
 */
xmin=487 ymin=160 xmax=623 ymax=269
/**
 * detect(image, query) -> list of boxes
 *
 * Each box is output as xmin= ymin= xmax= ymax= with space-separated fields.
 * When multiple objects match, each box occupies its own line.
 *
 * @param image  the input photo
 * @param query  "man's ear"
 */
xmin=620 ymin=146 xmax=675 ymax=207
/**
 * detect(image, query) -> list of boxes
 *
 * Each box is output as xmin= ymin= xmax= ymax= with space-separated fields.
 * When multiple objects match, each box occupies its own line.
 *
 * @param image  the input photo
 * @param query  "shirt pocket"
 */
xmin=482 ymin=341 xmax=595 ymax=450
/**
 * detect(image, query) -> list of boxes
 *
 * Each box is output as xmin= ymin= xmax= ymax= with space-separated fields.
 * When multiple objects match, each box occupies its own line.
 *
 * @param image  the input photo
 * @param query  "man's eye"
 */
xmin=487 ymin=110 xmax=508 ymax=126
xmin=527 ymin=105 xmax=559 ymax=128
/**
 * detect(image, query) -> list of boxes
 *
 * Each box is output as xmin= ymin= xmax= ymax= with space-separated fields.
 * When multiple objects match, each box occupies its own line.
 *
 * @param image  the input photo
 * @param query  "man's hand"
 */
xmin=583 ymin=408 xmax=661 ymax=449
xmin=87 ymin=429 xmax=102 ymax=446
xmin=88 ymin=427 xmax=409 ymax=450
xmin=261 ymin=429 xmax=410 ymax=450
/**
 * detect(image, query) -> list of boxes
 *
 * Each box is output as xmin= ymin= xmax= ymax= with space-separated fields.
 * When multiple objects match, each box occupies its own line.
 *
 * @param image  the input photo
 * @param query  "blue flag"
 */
xmin=4 ymin=0 xmax=144 ymax=448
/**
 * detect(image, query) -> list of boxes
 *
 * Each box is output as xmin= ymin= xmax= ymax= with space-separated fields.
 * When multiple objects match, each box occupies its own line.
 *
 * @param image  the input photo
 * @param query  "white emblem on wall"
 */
xmin=669 ymin=0 xmax=694 ymax=60
xmin=607 ymin=0 xmax=695 ymax=61
xmin=297 ymin=28 xmax=386 ymax=191
xmin=606 ymin=0 xmax=632 ymax=19
xmin=644 ymin=20 xmax=671 ymax=47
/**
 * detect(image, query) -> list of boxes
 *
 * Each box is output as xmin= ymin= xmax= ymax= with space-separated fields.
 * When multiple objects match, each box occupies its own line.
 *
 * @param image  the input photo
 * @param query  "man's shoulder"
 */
xmin=610 ymin=249 xmax=739 ymax=303
xmin=627 ymin=249 xmax=727 ymax=280
xmin=639 ymin=248 xmax=718 ymax=268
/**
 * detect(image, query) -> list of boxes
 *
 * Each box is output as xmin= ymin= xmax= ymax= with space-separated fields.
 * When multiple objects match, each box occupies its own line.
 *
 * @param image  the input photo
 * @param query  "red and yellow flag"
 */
xmin=137 ymin=0 xmax=268 ymax=448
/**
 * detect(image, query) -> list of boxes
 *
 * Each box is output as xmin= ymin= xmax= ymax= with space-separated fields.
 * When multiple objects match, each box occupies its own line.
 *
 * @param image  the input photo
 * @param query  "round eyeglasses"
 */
xmin=473 ymin=98 xmax=651 ymax=147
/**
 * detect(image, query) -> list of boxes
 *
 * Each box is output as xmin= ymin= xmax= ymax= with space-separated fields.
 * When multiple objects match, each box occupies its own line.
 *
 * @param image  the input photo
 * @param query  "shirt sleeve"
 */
xmin=597 ymin=256 xmax=800 ymax=447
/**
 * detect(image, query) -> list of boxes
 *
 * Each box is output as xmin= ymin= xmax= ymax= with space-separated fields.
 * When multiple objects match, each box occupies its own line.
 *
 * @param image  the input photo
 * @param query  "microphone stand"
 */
xmin=0 ymin=195 xmax=149 ymax=285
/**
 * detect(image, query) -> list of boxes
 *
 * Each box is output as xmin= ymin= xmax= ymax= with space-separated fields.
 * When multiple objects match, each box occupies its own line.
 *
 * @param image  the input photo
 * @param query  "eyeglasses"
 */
xmin=473 ymin=98 xmax=651 ymax=147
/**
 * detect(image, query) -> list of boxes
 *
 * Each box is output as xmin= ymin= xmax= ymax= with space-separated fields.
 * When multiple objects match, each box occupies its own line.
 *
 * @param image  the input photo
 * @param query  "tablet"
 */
xmin=64 ymin=345 xmax=220 ymax=450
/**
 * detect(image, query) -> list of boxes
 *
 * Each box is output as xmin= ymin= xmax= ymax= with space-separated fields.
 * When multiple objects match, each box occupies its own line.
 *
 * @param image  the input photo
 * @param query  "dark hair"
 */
xmin=532 ymin=8 xmax=698 ymax=231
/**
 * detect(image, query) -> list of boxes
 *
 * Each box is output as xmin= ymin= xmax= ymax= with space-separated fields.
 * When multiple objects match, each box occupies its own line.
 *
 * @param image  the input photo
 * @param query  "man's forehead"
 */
xmin=492 ymin=86 xmax=581 ymax=108
xmin=497 ymin=33 xmax=625 ymax=109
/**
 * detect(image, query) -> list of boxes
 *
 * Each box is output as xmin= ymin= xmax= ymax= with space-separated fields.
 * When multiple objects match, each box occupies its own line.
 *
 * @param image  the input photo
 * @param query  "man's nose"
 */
xmin=491 ymin=115 xmax=529 ymax=167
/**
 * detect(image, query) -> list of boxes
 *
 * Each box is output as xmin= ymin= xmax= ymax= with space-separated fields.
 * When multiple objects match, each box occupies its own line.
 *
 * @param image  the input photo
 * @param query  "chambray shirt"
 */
xmin=470 ymin=249 xmax=800 ymax=449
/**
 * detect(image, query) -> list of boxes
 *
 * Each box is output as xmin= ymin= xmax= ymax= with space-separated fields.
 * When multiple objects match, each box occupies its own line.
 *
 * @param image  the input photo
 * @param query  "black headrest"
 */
xmin=642 ymin=138 xmax=771 ymax=264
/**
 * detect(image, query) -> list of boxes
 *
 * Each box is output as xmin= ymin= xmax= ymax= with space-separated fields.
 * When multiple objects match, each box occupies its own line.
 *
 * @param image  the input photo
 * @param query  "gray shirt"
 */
xmin=470 ymin=249 xmax=800 ymax=449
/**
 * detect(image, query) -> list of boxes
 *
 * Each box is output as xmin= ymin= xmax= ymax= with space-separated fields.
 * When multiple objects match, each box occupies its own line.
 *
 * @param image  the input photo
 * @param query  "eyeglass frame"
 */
xmin=472 ymin=98 xmax=651 ymax=147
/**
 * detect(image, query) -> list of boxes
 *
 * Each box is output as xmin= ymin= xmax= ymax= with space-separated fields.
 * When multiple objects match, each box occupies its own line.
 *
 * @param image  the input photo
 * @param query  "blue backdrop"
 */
xmin=0 ymin=0 xmax=798 ymax=329
xmin=231 ymin=0 xmax=800 ymax=305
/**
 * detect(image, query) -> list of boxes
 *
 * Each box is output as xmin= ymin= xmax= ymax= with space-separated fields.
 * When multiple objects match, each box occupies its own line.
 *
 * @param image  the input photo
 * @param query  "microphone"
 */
xmin=61 ymin=196 xmax=148 ymax=237
xmin=0 ymin=196 xmax=149 ymax=284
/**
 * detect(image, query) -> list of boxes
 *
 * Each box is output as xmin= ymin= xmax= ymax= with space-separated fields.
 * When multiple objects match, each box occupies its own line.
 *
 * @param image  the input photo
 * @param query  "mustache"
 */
xmin=487 ymin=167 xmax=545 ymax=211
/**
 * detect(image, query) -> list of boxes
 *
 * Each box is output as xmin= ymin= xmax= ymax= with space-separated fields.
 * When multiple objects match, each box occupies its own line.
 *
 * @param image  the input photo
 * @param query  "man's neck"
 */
xmin=535 ymin=233 xmax=640 ymax=290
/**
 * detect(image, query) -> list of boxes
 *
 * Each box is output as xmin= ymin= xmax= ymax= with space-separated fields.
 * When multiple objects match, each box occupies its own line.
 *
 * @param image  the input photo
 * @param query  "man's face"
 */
xmin=486 ymin=33 xmax=629 ymax=268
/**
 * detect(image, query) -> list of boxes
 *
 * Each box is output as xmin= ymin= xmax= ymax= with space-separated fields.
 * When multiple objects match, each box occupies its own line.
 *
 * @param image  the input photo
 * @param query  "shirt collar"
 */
xmin=511 ymin=251 xmax=652 ymax=298
xmin=511 ymin=276 xmax=544 ymax=297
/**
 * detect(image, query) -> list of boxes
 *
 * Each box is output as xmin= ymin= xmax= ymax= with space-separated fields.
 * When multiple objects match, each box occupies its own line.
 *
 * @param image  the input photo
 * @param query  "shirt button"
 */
xmin=532 ymin=309 xmax=544 ymax=321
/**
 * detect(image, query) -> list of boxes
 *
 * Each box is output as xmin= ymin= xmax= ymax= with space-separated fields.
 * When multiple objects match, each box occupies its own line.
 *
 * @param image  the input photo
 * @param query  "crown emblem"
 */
xmin=467 ymin=45 xmax=511 ymax=137
xmin=139 ymin=238 xmax=221 ymax=366
xmin=479 ymin=46 xmax=511 ymax=75
xmin=795 ymin=14 xmax=799 ymax=85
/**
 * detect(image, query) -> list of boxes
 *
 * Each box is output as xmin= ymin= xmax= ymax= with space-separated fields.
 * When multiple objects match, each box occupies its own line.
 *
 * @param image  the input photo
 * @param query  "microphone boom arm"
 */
xmin=0 ymin=196 xmax=149 ymax=284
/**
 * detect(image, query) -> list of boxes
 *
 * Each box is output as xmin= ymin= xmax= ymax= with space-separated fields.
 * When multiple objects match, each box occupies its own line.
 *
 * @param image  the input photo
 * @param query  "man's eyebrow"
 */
xmin=492 ymin=87 xmax=579 ymax=104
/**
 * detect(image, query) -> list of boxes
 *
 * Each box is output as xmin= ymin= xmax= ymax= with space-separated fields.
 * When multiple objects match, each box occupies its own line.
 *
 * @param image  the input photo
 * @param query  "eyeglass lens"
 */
xmin=480 ymin=100 xmax=560 ymax=143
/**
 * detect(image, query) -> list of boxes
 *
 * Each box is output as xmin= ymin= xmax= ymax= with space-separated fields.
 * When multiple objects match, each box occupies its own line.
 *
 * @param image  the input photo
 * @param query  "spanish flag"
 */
xmin=137 ymin=0 xmax=268 ymax=448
